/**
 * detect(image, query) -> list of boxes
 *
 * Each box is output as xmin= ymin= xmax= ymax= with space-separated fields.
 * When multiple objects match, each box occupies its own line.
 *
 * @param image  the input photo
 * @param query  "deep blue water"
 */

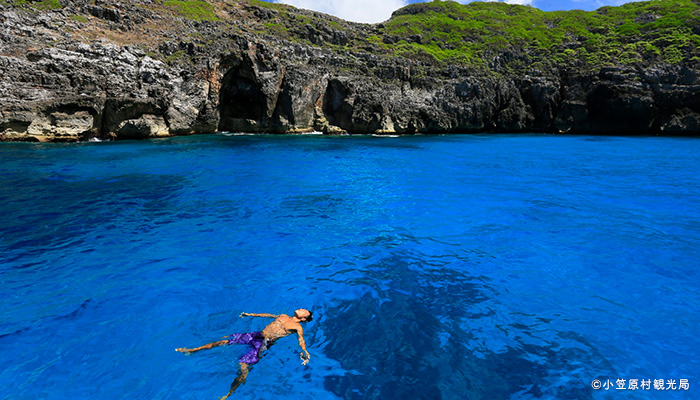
xmin=1 ymin=134 xmax=699 ymax=400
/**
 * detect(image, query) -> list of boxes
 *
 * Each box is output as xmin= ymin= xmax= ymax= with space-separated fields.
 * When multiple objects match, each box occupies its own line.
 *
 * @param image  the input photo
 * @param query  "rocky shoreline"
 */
xmin=1 ymin=0 xmax=699 ymax=142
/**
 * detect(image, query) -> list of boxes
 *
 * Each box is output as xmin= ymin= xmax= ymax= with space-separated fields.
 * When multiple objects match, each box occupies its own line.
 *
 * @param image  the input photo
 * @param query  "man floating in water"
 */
xmin=176 ymin=309 xmax=313 ymax=399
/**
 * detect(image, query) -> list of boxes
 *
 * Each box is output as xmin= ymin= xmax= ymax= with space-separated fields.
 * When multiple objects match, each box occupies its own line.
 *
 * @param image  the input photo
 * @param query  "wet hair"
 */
xmin=305 ymin=311 xmax=313 ymax=322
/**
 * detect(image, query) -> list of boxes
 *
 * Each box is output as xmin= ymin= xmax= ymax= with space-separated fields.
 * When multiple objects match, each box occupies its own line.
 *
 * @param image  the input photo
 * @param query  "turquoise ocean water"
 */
xmin=1 ymin=134 xmax=698 ymax=399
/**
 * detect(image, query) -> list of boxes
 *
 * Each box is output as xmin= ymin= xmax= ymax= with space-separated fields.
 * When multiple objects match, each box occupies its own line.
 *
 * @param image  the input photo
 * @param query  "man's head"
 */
xmin=294 ymin=309 xmax=313 ymax=322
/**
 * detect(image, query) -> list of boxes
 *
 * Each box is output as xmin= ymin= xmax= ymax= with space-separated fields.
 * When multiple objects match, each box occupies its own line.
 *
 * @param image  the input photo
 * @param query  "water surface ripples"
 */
xmin=1 ymin=134 xmax=699 ymax=399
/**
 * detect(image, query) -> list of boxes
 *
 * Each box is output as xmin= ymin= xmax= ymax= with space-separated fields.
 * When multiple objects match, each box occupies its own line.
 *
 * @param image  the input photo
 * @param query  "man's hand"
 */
xmin=300 ymin=351 xmax=310 ymax=365
xmin=239 ymin=312 xmax=250 ymax=318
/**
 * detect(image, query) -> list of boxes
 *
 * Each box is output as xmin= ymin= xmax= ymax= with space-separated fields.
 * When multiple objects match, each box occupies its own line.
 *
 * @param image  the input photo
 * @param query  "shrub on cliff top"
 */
xmin=164 ymin=0 xmax=218 ymax=21
xmin=382 ymin=0 xmax=700 ymax=69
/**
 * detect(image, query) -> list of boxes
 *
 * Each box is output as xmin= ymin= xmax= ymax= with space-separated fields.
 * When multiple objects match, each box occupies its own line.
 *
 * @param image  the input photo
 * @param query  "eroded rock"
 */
xmin=116 ymin=114 xmax=169 ymax=139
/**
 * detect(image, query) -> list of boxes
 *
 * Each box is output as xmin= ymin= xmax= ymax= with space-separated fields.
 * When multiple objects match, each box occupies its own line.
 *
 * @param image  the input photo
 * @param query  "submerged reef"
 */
xmin=1 ymin=0 xmax=700 ymax=141
xmin=320 ymin=254 xmax=607 ymax=399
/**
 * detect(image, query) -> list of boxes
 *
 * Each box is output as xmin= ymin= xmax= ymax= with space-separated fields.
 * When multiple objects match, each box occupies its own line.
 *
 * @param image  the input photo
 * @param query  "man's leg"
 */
xmin=220 ymin=363 xmax=249 ymax=400
xmin=176 ymin=339 xmax=229 ymax=354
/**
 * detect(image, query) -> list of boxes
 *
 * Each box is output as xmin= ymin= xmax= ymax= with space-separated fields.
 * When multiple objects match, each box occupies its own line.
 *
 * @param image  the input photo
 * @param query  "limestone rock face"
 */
xmin=116 ymin=114 xmax=169 ymax=139
xmin=1 ymin=1 xmax=699 ymax=141
xmin=26 ymin=110 xmax=95 ymax=142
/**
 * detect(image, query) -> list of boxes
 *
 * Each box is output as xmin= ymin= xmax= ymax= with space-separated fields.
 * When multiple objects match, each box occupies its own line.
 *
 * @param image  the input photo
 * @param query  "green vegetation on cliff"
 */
xmin=379 ymin=0 xmax=700 ymax=69
xmin=0 ymin=0 xmax=61 ymax=10
xmin=164 ymin=0 xmax=218 ymax=21
xmin=4 ymin=0 xmax=698 ymax=72
xmin=233 ymin=0 xmax=700 ymax=72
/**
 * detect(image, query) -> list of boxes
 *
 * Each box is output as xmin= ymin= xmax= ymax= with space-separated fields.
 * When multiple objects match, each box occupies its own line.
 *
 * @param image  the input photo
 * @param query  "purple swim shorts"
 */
xmin=227 ymin=332 xmax=269 ymax=365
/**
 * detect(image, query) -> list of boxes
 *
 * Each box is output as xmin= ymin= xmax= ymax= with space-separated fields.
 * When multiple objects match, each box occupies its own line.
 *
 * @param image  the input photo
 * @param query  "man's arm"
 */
xmin=296 ymin=325 xmax=311 ymax=365
xmin=239 ymin=312 xmax=279 ymax=318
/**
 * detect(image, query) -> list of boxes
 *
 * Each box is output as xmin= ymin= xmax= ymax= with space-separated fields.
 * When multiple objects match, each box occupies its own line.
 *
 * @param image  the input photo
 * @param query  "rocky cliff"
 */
xmin=1 ymin=0 xmax=699 ymax=142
